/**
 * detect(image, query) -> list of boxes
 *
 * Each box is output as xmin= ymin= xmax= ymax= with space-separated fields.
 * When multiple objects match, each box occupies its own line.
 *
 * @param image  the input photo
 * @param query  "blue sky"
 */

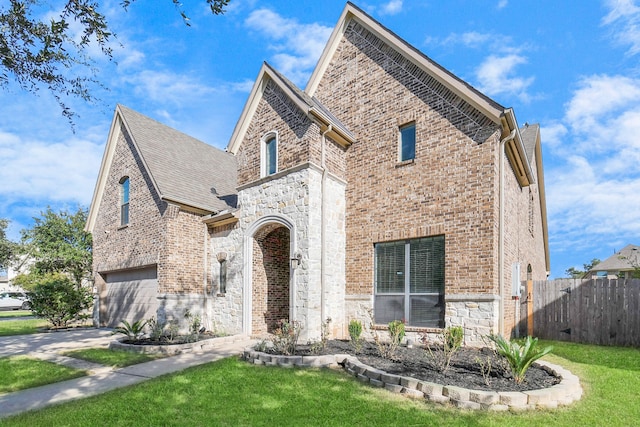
xmin=1 ymin=0 xmax=639 ymax=278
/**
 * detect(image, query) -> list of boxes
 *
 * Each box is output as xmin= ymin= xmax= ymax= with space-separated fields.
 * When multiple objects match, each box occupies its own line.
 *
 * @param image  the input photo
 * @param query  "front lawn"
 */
xmin=0 ymin=356 xmax=86 ymax=394
xmin=0 ymin=318 xmax=49 ymax=336
xmin=62 ymin=348 xmax=164 ymax=368
xmin=3 ymin=340 xmax=640 ymax=426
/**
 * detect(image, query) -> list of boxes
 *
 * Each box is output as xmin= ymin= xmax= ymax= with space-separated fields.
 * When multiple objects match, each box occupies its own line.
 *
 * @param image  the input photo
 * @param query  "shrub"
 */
xmin=348 ymin=319 xmax=363 ymax=353
xmin=147 ymin=316 xmax=165 ymax=340
xmin=310 ymin=317 xmax=332 ymax=354
xmin=422 ymin=326 xmax=464 ymax=372
xmin=29 ymin=273 xmax=93 ymax=329
xmin=489 ymin=334 xmax=553 ymax=384
xmin=184 ymin=309 xmax=202 ymax=342
xmin=271 ymin=319 xmax=302 ymax=355
xmin=388 ymin=320 xmax=405 ymax=345
xmin=112 ymin=319 xmax=148 ymax=341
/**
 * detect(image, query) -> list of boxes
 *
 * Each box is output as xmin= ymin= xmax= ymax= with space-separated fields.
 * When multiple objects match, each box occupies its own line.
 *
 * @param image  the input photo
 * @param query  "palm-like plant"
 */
xmin=112 ymin=319 xmax=148 ymax=342
xmin=489 ymin=335 xmax=553 ymax=384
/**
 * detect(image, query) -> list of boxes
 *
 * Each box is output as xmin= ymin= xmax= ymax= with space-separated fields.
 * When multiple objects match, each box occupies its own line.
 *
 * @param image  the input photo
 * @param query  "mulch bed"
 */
xmin=265 ymin=339 xmax=560 ymax=392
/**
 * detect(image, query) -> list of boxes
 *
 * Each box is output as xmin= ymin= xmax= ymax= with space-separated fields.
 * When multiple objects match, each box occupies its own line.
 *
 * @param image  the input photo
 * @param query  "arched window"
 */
xmin=120 ymin=177 xmax=130 ymax=226
xmin=261 ymin=132 xmax=278 ymax=177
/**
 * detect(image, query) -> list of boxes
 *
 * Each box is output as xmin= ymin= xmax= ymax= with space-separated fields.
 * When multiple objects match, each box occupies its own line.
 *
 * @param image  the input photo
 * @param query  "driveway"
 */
xmin=0 ymin=328 xmax=114 ymax=357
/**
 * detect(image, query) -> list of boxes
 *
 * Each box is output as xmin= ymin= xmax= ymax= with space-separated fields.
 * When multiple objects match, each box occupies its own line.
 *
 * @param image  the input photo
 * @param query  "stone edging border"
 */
xmin=109 ymin=335 xmax=247 ymax=355
xmin=242 ymin=350 xmax=583 ymax=411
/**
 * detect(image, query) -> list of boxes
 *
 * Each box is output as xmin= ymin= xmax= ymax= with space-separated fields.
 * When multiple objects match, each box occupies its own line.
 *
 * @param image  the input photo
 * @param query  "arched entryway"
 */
xmin=252 ymin=224 xmax=291 ymax=335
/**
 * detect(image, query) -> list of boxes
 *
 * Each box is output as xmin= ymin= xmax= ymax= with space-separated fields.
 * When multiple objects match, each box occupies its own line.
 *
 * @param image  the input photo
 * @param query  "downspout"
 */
xmin=499 ymin=129 xmax=516 ymax=337
xmin=320 ymin=124 xmax=332 ymax=324
xmin=203 ymin=223 xmax=209 ymax=330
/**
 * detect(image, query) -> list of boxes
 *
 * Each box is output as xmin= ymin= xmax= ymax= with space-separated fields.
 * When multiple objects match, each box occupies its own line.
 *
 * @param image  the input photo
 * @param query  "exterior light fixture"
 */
xmin=291 ymin=252 xmax=302 ymax=270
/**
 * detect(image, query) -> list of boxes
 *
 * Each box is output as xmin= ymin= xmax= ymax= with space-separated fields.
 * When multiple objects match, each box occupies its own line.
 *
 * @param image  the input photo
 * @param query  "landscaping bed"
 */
xmin=244 ymin=339 xmax=582 ymax=411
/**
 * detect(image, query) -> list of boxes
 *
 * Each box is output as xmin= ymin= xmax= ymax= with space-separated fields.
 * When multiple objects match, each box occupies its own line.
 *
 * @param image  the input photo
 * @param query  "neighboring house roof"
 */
xmin=590 ymin=245 xmax=640 ymax=272
xmin=86 ymin=105 xmax=237 ymax=232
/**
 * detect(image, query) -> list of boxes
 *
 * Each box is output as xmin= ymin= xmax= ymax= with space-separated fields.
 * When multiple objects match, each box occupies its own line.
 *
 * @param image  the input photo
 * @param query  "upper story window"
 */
xmin=399 ymin=122 xmax=416 ymax=162
xmin=120 ymin=177 xmax=130 ymax=226
xmin=261 ymin=132 xmax=278 ymax=177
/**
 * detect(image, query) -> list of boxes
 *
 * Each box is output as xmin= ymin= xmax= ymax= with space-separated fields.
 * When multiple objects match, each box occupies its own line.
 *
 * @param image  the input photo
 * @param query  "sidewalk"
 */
xmin=0 ymin=329 xmax=255 ymax=419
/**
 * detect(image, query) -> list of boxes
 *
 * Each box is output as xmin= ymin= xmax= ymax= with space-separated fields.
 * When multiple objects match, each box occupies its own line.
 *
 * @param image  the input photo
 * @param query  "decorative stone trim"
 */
xmin=241 ymin=350 xmax=582 ymax=411
xmin=109 ymin=335 xmax=250 ymax=356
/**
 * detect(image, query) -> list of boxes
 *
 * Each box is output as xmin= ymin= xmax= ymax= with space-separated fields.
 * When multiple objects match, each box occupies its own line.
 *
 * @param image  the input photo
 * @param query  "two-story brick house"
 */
xmin=86 ymin=2 xmax=549 ymax=345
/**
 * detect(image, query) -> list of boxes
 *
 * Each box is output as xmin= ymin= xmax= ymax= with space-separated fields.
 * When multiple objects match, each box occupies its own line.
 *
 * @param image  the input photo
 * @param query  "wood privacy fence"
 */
xmin=520 ymin=278 xmax=640 ymax=347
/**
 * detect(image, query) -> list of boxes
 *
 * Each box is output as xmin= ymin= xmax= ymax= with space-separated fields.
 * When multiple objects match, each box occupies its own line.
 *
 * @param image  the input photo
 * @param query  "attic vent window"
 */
xmin=119 ymin=177 xmax=130 ymax=226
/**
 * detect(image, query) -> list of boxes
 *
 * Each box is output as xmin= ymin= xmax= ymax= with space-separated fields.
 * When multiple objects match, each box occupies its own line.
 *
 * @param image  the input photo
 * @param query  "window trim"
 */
xmin=119 ymin=176 xmax=130 ymax=227
xmin=398 ymin=122 xmax=416 ymax=162
xmin=261 ymin=131 xmax=279 ymax=177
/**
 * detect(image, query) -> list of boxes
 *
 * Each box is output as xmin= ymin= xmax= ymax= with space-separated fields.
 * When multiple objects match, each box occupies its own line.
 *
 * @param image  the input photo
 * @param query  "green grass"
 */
xmin=0 ymin=311 xmax=33 ymax=319
xmin=0 ymin=356 xmax=86 ymax=394
xmin=0 ymin=318 xmax=48 ymax=336
xmin=62 ymin=348 xmax=165 ymax=368
xmin=3 ymin=340 xmax=640 ymax=426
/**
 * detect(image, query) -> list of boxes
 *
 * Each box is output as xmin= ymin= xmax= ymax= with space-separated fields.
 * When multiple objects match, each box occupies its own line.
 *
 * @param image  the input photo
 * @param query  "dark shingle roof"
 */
xmin=118 ymin=105 xmax=237 ymax=213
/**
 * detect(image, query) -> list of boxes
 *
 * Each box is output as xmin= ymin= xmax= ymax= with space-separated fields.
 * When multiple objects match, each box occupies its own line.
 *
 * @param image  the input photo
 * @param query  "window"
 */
xmin=374 ymin=236 xmax=445 ymax=328
xmin=262 ymin=133 xmax=278 ymax=177
xmin=399 ymin=122 xmax=416 ymax=162
xmin=120 ymin=177 xmax=129 ymax=226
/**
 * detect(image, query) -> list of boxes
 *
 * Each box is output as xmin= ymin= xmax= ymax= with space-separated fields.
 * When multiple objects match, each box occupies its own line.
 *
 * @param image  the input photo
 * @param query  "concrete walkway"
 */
xmin=0 ymin=329 xmax=255 ymax=419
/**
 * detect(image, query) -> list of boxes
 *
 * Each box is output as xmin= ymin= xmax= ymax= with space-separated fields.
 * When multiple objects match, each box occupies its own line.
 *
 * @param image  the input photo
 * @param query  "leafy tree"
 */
xmin=29 ymin=272 xmax=93 ymax=328
xmin=0 ymin=218 xmax=16 ymax=272
xmin=20 ymin=206 xmax=92 ymax=286
xmin=565 ymin=258 xmax=601 ymax=278
xmin=0 ymin=0 xmax=231 ymax=122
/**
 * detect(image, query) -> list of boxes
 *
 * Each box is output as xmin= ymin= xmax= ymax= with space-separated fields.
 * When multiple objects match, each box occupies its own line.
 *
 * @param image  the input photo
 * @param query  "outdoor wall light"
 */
xmin=291 ymin=252 xmax=302 ymax=270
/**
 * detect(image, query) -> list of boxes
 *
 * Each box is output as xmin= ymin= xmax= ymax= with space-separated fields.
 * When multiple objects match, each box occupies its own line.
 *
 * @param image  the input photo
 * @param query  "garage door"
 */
xmin=103 ymin=266 xmax=159 ymax=328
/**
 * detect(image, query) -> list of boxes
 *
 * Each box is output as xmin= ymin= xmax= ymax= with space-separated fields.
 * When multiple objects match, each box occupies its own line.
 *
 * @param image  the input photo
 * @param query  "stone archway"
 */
xmin=251 ymin=224 xmax=291 ymax=335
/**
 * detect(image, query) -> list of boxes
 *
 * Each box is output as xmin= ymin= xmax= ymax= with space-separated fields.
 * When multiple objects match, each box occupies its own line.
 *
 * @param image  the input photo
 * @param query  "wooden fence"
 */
xmin=520 ymin=278 xmax=640 ymax=347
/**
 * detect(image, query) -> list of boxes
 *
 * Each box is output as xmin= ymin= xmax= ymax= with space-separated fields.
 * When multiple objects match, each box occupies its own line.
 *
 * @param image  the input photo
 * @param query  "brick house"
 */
xmin=86 ymin=2 xmax=549 ymax=345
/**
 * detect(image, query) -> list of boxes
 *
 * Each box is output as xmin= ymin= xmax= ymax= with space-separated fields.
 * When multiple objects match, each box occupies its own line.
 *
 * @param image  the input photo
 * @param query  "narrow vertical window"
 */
xmin=399 ymin=122 xmax=416 ymax=162
xmin=265 ymin=136 xmax=277 ymax=176
xmin=120 ymin=177 xmax=129 ymax=226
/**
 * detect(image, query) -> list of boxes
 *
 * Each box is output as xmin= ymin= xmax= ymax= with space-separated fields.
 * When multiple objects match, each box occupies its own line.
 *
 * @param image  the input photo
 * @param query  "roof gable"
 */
xmin=227 ymin=62 xmax=354 ymax=154
xmin=87 ymin=105 xmax=237 ymax=231
xmin=591 ymin=245 xmax=640 ymax=272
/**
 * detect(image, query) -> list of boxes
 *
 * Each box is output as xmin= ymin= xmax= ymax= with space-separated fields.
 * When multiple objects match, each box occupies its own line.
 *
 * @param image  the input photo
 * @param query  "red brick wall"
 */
xmin=313 ymin=21 xmax=502 ymax=297
xmin=251 ymin=225 xmax=290 ymax=334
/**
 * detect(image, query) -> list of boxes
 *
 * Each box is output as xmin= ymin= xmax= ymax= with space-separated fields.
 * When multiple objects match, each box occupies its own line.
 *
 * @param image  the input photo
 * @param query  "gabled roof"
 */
xmin=591 ymin=245 xmax=640 ymax=272
xmin=306 ymin=2 xmax=504 ymax=120
xmin=227 ymin=62 xmax=355 ymax=154
xmin=86 ymin=105 xmax=237 ymax=232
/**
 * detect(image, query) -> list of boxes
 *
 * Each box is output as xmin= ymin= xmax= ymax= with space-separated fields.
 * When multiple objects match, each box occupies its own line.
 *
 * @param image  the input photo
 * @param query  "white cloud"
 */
xmin=497 ymin=0 xmax=508 ymax=9
xmin=0 ymin=132 xmax=103 ymax=206
xmin=545 ymin=73 xmax=640 ymax=256
xmin=380 ymin=0 xmax=404 ymax=15
xmin=602 ymin=0 xmax=640 ymax=55
xmin=244 ymin=8 xmax=332 ymax=85
xmin=475 ymin=54 xmax=535 ymax=102
xmin=121 ymin=70 xmax=216 ymax=105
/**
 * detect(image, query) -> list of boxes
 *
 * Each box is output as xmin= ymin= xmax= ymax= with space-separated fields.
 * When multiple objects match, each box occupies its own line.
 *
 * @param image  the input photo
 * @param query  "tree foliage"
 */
xmin=0 ymin=218 xmax=16 ymax=271
xmin=0 ymin=0 xmax=231 ymax=122
xmin=565 ymin=258 xmax=601 ymax=279
xmin=20 ymin=206 xmax=92 ymax=286
xmin=29 ymin=272 xmax=93 ymax=328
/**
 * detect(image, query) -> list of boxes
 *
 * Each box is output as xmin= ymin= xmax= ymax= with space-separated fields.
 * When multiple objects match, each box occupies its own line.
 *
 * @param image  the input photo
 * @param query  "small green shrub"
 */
xmin=348 ymin=319 xmax=363 ymax=353
xmin=310 ymin=317 xmax=332 ymax=354
xmin=147 ymin=316 xmax=165 ymax=340
xmin=489 ymin=334 xmax=553 ymax=384
xmin=422 ymin=326 xmax=464 ymax=372
xmin=388 ymin=320 xmax=405 ymax=345
xmin=184 ymin=309 xmax=202 ymax=342
xmin=112 ymin=319 xmax=147 ymax=341
xmin=29 ymin=273 xmax=93 ymax=329
xmin=271 ymin=319 xmax=302 ymax=355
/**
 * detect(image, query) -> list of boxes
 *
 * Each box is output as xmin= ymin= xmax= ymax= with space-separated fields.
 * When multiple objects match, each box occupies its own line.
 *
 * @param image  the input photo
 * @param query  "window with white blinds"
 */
xmin=374 ymin=235 xmax=445 ymax=327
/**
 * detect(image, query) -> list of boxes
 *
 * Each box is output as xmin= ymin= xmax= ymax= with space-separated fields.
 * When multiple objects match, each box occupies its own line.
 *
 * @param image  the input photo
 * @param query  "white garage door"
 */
xmin=103 ymin=266 xmax=159 ymax=328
